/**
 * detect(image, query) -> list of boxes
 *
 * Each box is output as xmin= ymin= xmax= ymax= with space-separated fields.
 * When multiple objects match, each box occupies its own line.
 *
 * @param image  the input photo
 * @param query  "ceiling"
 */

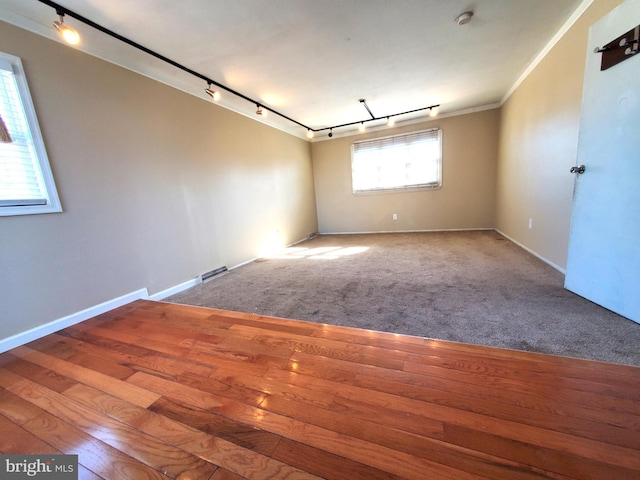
xmin=0 ymin=0 xmax=585 ymax=139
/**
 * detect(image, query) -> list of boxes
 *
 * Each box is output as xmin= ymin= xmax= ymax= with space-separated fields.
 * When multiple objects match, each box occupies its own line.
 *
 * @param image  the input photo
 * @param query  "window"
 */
xmin=0 ymin=52 xmax=61 ymax=216
xmin=351 ymin=128 xmax=442 ymax=194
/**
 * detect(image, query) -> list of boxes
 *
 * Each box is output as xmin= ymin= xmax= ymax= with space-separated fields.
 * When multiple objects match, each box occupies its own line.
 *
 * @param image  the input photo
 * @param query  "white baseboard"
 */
xmin=149 ymin=278 xmax=202 ymax=300
xmin=494 ymin=229 xmax=566 ymax=274
xmin=229 ymin=257 xmax=258 ymax=271
xmin=232 ymin=234 xmax=312 ymax=269
xmin=0 ymin=288 xmax=149 ymax=354
xmin=320 ymin=228 xmax=494 ymax=235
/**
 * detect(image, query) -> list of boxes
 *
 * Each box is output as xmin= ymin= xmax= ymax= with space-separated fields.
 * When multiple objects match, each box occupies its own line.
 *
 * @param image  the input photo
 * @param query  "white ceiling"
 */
xmin=0 ymin=0 xmax=585 ymax=139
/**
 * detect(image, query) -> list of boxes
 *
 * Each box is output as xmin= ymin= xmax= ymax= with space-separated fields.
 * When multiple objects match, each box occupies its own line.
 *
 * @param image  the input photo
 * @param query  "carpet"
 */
xmin=167 ymin=231 xmax=640 ymax=366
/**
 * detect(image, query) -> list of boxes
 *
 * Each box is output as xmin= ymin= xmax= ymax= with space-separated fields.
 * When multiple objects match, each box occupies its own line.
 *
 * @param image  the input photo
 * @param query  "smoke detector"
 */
xmin=455 ymin=11 xmax=474 ymax=26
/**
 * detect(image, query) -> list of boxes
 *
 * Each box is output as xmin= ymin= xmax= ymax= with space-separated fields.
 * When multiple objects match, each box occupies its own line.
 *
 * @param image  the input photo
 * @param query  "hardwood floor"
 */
xmin=1 ymin=300 xmax=639 ymax=479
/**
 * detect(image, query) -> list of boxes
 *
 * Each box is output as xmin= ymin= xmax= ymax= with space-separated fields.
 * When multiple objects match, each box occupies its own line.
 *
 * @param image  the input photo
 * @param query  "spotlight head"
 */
xmin=53 ymin=15 xmax=80 ymax=45
xmin=328 ymin=131 xmax=333 ymax=138
xmin=205 ymin=86 xmax=220 ymax=101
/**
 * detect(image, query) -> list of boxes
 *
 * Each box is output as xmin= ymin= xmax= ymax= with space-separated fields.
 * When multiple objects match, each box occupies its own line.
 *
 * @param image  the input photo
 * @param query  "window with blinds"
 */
xmin=351 ymin=128 xmax=442 ymax=194
xmin=0 ymin=53 xmax=61 ymax=216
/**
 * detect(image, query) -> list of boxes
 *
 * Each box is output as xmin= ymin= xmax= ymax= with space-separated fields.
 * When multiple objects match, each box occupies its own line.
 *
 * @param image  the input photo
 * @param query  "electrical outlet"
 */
xmin=393 ymin=213 xmax=398 ymax=220
xmin=528 ymin=218 xmax=533 ymax=229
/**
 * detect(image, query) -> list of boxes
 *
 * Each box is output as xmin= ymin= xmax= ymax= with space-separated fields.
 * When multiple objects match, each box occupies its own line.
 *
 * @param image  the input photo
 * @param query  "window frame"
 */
xmin=350 ymin=128 xmax=443 ymax=195
xmin=0 ymin=52 xmax=61 ymax=217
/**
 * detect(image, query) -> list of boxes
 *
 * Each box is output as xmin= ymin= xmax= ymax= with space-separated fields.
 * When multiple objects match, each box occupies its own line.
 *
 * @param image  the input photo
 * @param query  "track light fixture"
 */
xmin=53 ymin=12 xmax=80 ymax=45
xmin=204 ymin=83 xmax=220 ymax=101
xmin=38 ymin=0 xmax=441 ymax=140
xmin=312 ymin=99 xmax=440 ymax=137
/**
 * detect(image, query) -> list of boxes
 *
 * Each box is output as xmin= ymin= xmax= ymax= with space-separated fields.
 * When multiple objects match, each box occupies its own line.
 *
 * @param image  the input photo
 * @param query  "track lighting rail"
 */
xmin=359 ymin=99 xmax=375 ymax=119
xmin=38 ymin=0 xmax=439 ymax=137
xmin=37 ymin=0 xmax=309 ymax=131
xmin=313 ymin=104 xmax=440 ymax=133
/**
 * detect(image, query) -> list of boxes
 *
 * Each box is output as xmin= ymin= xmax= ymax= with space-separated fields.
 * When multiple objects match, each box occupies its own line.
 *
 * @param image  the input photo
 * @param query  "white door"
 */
xmin=564 ymin=0 xmax=640 ymax=323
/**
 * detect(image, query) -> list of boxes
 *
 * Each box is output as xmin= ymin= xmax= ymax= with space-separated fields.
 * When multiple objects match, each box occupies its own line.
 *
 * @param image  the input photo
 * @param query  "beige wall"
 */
xmin=312 ymin=108 xmax=499 ymax=233
xmin=495 ymin=0 xmax=623 ymax=270
xmin=0 ymin=22 xmax=317 ymax=340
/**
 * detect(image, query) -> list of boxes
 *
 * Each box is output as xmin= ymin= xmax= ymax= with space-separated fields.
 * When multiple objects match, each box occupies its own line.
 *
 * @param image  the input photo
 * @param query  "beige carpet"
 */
xmin=168 ymin=231 xmax=640 ymax=366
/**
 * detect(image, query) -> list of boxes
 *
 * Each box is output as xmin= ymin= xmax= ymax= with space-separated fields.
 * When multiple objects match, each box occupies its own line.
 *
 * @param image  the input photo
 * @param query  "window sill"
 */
xmin=352 ymin=184 xmax=442 ymax=196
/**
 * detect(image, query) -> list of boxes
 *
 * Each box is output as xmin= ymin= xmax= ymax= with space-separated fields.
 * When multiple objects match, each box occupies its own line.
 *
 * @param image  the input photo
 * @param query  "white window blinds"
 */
xmin=0 ymin=54 xmax=61 ymax=215
xmin=351 ymin=128 xmax=442 ymax=194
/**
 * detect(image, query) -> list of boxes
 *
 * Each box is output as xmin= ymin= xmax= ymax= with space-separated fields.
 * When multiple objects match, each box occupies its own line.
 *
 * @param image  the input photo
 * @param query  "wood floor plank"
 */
xmin=125 ymin=360 xmax=486 ymax=479
xmin=0 ymin=365 xmax=25 ymax=388
xmin=109 ymin=307 xmax=300 ymax=360
xmin=443 ymin=423 xmax=640 ymax=480
xmin=61 ymin=327 xmax=160 ymax=359
xmin=311 ymin=323 xmax=640 ymax=389
xmin=170 ymin=434 xmax=322 ymax=480
xmin=232 ymin=323 xmax=418 ymax=366
xmin=83 ymin=324 xmax=269 ymax=377
xmin=0 ymin=388 xmax=47 ymax=425
xmin=210 ymin=468 xmax=247 ymax=480
xmin=215 ymin=398 xmax=493 ymax=480
xmin=64 ymin=390 xmax=318 ymax=480
xmin=403 ymin=353 xmax=640 ymax=401
xmin=352 ymin=373 xmax=640 ymax=448
xmin=1 ymin=381 xmax=164 ymax=480
xmin=1 ymin=299 xmax=638 ymax=480
xmin=284 ymin=355 xmax=358 ymax=384
xmin=1 ymin=353 xmax=78 ymax=393
xmin=287 ymin=349 xmax=640 ymax=431
xmin=77 ymin=465 xmax=105 ymax=480
xmin=127 ymin=371 xmax=227 ymax=410
xmin=0 ymin=414 xmax=61 ymax=454
xmin=420 ymin=335 xmax=640 ymax=374
xmin=62 ymin=383 xmax=317 ymax=480
xmin=61 ymin=328 xmax=216 ymax=379
xmin=272 ymin=438 xmax=406 ymax=480
xmin=262 ymin=394 xmax=552 ymax=480
xmin=247 ymin=329 xmax=406 ymax=370
xmin=10 ymin=346 xmax=161 ymax=408
xmin=21 ymin=411 xmax=169 ymax=480
xmin=148 ymin=397 xmax=282 ymax=456
xmin=7 ymin=378 xmax=217 ymax=480
xmin=336 ymin=375 xmax=640 ymax=471
xmin=102 ymin=315 xmax=226 ymax=349
xmin=65 ymin=351 xmax=137 ymax=380
xmin=212 ymin=366 xmax=337 ymax=409
xmin=176 ymin=370 xmax=268 ymax=407
xmin=353 ymin=362 xmax=640 ymax=423
xmin=153 ymin=304 xmax=320 ymax=337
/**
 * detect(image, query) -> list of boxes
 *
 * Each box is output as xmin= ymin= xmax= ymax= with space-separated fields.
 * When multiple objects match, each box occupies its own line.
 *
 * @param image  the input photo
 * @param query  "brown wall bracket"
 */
xmin=594 ymin=25 xmax=639 ymax=71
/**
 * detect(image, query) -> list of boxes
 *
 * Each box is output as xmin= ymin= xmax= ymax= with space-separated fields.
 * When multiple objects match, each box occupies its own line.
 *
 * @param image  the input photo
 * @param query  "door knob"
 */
xmin=570 ymin=165 xmax=586 ymax=174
